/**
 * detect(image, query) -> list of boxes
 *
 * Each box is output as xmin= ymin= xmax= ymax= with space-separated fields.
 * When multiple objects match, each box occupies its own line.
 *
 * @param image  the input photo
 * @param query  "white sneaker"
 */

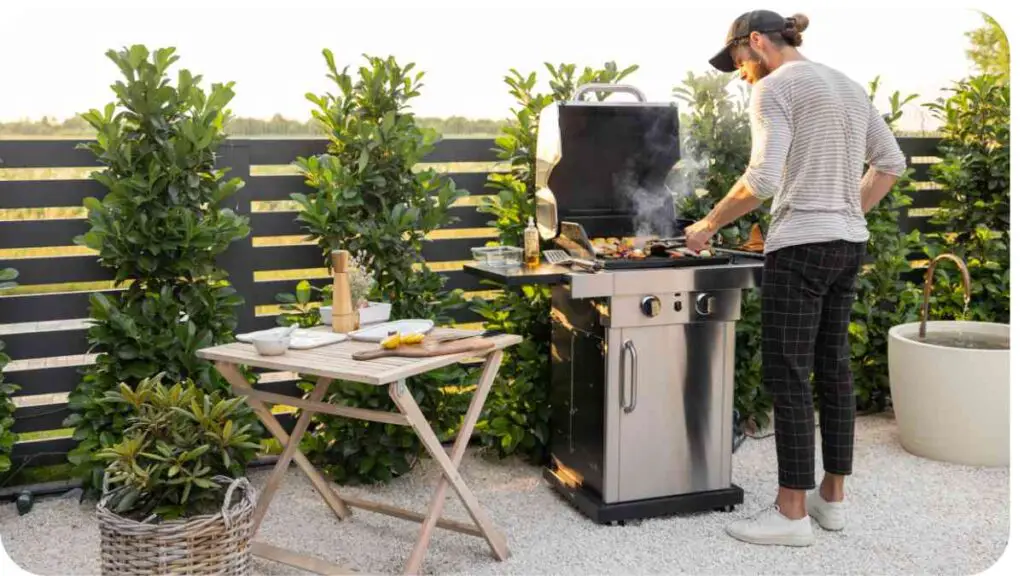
xmin=807 ymin=489 xmax=847 ymax=531
xmin=725 ymin=505 xmax=814 ymax=547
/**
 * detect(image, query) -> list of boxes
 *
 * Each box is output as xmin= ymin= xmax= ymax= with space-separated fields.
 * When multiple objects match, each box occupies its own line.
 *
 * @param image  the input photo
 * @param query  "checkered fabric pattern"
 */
xmin=761 ymin=240 xmax=866 ymax=490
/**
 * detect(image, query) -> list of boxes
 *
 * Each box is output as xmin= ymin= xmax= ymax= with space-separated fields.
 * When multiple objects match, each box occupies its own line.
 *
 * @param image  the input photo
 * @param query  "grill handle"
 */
xmin=573 ymin=83 xmax=647 ymax=102
xmin=620 ymin=340 xmax=638 ymax=414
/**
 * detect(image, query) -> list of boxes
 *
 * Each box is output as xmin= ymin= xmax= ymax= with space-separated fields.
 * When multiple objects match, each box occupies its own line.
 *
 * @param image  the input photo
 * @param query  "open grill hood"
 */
xmin=535 ymin=83 xmax=681 ymax=241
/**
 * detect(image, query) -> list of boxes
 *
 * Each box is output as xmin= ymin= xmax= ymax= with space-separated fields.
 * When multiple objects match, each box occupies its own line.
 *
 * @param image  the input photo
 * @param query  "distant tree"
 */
xmin=965 ymin=12 xmax=1009 ymax=79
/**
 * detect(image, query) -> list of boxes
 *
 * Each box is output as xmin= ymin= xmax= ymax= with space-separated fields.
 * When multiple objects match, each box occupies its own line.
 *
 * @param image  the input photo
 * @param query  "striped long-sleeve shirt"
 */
xmin=738 ymin=60 xmax=907 ymax=254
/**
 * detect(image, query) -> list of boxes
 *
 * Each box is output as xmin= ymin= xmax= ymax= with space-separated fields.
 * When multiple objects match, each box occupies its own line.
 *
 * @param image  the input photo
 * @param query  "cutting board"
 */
xmin=352 ymin=337 xmax=496 ymax=360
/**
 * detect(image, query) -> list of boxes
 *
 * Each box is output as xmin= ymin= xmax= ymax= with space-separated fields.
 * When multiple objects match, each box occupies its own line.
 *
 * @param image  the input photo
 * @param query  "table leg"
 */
xmin=389 ymin=351 xmax=509 ymax=575
xmin=214 ymin=363 xmax=351 ymax=522
xmin=251 ymin=376 xmax=332 ymax=527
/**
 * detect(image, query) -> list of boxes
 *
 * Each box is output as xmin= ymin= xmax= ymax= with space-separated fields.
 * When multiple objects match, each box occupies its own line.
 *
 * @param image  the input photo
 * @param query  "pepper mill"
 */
xmin=331 ymin=250 xmax=358 ymax=333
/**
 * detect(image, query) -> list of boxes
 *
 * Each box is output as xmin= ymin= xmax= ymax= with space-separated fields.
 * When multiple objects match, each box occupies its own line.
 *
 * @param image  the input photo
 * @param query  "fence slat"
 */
xmin=0 ymin=179 xmax=104 ymax=209
xmin=2 ymin=328 xmax=89 ymax=361
xmin=249 ymin=206 xmax=493 ymax=237
xmin=12 ymin=404 xmax=72 ymax=434
xmin=898 ymin=137 xmax=942 ymax=157
xmin=0 ymin=219 xmax=89 ymax=249
xmin=908 ymin=162 xmax=934 ymax=182
xmin=421 ymin=238 xmax=479 ymax=262
xmin=252 ymin=245 xmax=324 ymax=271
xmin=248 ymin=172 xmax=497 ymax=202
xmin=7 ymin=365 xmax=82 ymax=397
xmin=247 ymin=270 xmax=485 ymax=307
xmin=0 ymin=290 xmax=119 ymax=324
xmin=909 ymin=189 xmax=947 ymax=210
xmin=246 ymin=138 xmax=498 ymax=165
xmin=10 ymin=255 xmax=111 ymax=286
xmin=10 ymin=437 xmax=76 ymax=467
xmin=0 ymin=140 xmax=97 ymax=168
xmin=904 ymin=215 xmax=945 ymax=235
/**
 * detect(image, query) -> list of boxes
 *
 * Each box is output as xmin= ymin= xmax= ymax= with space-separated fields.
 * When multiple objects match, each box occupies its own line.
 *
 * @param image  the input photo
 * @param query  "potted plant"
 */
xmin=318 ymin=256 xmax=391 ymax=327
xmin=95 ymin=373 xmax=262 ymax=575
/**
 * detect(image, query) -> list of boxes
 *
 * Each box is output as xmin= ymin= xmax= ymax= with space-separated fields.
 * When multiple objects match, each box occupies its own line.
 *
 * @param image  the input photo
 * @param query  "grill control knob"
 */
xmin=696 ymin=293 xmax=715 ymax=316
xmin=640 ymin=296 xmax=661 ymax=317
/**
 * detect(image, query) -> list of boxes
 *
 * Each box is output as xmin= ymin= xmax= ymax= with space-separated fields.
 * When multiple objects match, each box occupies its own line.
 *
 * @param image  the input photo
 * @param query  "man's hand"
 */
xmin=685 ymin=219 xmax=717 ymax=251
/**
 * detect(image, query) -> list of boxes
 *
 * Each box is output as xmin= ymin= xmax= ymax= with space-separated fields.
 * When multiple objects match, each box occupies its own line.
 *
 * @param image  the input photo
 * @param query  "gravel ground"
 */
xmin=0 ymin=413 xmax=1009 ymax=575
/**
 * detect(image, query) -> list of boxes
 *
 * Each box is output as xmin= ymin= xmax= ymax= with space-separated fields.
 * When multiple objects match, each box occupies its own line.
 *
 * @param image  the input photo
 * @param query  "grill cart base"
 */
xmin=543 ymin=466 xmax=744 ymax=524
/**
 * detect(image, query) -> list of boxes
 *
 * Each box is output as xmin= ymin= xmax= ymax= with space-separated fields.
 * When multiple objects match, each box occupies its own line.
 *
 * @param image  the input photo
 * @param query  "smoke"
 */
xmin=611 ymin=110 xmax=698 ymax=238
xmin=630 ymin=182 xmax=676 ymax=238
xmin=663 ymin=120 xmax=711 ymax=201
xmin=612 ymin=159 xmax=676 ymax=238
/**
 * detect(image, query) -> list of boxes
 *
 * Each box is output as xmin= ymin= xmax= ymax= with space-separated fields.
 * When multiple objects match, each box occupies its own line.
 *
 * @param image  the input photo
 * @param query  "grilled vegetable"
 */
xmin=400 ymin=333 xmax=425 ymax=345
xmin=381 ymin=331 xmax=401 ymax=349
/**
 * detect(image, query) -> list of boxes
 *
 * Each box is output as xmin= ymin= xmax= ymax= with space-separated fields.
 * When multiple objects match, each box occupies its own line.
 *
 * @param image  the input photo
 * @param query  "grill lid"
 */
xmin=535 ymin=83 xmax=681 ymax=241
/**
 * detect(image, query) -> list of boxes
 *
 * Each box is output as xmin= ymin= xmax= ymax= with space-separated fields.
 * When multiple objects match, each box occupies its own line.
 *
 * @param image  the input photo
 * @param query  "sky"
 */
xmin=0 ymin=0 xmax=1004 ymax=132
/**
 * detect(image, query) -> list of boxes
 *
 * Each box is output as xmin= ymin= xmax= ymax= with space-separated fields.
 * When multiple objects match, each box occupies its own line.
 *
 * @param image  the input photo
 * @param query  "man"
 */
xmin=685 ymin=10 xmax=907 ymax=546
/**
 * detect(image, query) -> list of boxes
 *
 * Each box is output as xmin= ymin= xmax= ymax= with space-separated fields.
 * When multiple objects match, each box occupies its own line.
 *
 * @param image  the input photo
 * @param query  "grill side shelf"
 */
xmin=463 ymin=262 xmax=570 ymax=287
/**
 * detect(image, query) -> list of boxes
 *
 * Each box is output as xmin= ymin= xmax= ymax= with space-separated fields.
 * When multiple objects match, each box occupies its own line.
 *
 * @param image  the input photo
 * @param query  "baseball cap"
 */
xmin=709 ymin=10 xmax=787 ymax=73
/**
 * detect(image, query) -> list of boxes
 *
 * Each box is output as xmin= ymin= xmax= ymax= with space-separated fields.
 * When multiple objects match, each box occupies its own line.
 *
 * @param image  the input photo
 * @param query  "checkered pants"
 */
xmin=762 ymin=240 xmax=866 ymax=490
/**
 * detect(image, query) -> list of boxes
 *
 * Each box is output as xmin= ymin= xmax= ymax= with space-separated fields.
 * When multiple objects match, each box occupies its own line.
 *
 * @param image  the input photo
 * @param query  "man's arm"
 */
xmin=860 ymin=168 xmax=900 ymax=214
xmin=704 ymin=179 xmax=764 ymax=232
xmin=861 ymin=107 xmax=908 ymax=213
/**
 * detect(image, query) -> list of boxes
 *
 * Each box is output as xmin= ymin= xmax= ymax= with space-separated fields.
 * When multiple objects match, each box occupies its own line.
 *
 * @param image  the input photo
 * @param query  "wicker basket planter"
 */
xmin=97 ymin=476 xmax=258 ymax=575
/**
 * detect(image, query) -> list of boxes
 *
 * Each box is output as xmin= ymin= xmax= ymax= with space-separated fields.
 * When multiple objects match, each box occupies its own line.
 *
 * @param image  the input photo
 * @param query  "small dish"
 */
xmin=471 ymin=246 xmax=523 ymax=268
xmin=251 ymin=334 xmax=290 ymax=356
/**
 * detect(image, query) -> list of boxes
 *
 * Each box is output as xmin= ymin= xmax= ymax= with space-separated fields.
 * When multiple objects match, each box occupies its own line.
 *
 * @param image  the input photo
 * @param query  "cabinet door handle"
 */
xmin=620 ymin=340 xmax=638 ymax=413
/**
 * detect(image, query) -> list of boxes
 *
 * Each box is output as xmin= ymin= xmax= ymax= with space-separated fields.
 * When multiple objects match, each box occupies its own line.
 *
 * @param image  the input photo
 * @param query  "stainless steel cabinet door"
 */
xmin=616 ymin=322 xmax=730 ymax=501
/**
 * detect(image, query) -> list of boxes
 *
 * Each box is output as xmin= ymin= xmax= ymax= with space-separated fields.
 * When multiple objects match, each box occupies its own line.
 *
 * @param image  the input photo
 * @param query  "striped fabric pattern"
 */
xmin=739 ymin=60 xmax=908 ymax=254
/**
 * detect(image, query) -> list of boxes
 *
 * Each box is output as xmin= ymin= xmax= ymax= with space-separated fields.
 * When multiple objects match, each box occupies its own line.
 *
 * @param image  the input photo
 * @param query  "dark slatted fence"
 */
xmin=0 ymin=136 xmax=943 ymax=472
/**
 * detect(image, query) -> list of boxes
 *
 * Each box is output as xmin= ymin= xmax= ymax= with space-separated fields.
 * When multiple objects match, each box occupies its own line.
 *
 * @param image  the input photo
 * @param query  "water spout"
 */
xmin=919 ymin=253 xmax=971 ymax=339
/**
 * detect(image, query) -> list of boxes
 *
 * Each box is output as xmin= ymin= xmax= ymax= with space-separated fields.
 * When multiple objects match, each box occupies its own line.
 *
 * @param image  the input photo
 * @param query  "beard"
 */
xmin=747 ymin=50 xmax=772 ymax=82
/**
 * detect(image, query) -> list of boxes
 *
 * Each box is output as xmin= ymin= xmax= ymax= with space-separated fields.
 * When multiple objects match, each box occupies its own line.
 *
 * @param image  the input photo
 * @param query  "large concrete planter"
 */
xmin=887 ymin=320 xmax=1010 ymax=467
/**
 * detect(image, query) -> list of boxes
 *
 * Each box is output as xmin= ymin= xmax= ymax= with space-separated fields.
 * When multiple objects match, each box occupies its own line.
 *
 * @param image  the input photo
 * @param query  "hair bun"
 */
xmin=790 ymin=13 xmax=810 ymax=32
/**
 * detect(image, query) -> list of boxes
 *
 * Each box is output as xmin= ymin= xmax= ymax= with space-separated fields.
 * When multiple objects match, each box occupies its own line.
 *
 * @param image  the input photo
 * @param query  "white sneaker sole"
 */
xmin=809 ymin=510 xmax=845 ymax=531
xmin=726 ymin=528 xmax=814 ymax=547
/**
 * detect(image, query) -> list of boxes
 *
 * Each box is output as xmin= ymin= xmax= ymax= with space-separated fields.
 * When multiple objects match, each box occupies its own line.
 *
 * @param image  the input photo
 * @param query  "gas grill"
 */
xmin=464 ymin=84 xmax=763 ymax=524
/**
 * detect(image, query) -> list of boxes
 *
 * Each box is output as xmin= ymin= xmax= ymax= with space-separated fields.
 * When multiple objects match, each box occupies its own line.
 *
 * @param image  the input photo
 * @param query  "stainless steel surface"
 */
xmin=610 ymin=290 xmax=742 ymax=328
xmin=609 ymin=321 xmax=734 ymax=502
xmin=564 ymin=261 xmax=762 ymax=298
xmin=573 ymin=83 xmax=647 ymax=102
xmin=619 ymin=340 xmax=638 ymax=414
xmin=640 ymin=295 xmax=661 ymax=317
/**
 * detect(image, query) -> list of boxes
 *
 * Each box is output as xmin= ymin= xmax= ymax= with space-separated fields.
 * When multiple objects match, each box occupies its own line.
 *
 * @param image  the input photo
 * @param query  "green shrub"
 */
xmin=97 ymin=373 xmax=261 ymax=521
xmin=0 ymin=267 xmax=19 ymax=474
xmin=65 ymin=45 xmax=256 ymax=497
xmin=288 ymin=51 xmax=469 ymax=484
xmin=923 ymin=74 xmax=1010 ymax=324
xmin=471 ymin=63 xmax=638 ymax=461
xmin=847 ymin=78 xmax=925 ymax=411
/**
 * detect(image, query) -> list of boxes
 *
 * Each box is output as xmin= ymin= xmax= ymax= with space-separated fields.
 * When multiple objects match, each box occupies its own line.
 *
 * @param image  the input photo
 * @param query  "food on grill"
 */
xmin=590 ymin=236 xmax=718 ymax=260
xmin=741 ymin=223 xmax=765 ymax=252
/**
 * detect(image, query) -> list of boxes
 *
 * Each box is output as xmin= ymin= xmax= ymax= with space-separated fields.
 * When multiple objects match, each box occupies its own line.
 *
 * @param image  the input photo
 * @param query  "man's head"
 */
xmin=709 ymin=11 xmax=810 ymax=84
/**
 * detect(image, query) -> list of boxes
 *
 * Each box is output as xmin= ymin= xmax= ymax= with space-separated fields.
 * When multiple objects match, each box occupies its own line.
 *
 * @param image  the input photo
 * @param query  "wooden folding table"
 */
xmin=196 ymin=329 xmax=522 ymax=575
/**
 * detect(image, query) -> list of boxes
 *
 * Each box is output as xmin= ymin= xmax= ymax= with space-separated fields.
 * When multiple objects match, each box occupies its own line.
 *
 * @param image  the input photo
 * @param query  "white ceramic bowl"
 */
xmin=251 ymin=335 xmax=290 ymax=356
